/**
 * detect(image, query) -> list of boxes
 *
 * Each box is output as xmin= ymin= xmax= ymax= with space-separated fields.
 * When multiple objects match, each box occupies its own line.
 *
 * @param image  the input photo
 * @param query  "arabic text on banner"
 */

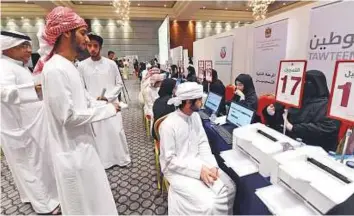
xmin=253 ymin=19 xmax=288 ymax=95
xmin=307 ymin=1 xmax=354 ymax=88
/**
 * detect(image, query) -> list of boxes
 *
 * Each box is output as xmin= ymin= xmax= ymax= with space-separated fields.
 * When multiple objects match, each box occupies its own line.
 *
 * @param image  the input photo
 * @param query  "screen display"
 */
xmin=227 ymin=102 xmax=254 ymax=127
xmin=205 ymin=92 xmax=222 ymax=113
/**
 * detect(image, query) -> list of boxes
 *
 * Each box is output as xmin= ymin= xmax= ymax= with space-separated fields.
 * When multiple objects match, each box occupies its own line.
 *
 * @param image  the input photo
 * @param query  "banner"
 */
xmin=307 ymin=1 xmax=354 ymax=88
xmin=170 ymin=46 xmax=183 ymax=65
xmin=214 ymin=35 xmax=234 ymax=85
xmin=183 ymin=49 xmax=189 ymax=77
xmin=253 ymin=19 xmax=288 ymax=94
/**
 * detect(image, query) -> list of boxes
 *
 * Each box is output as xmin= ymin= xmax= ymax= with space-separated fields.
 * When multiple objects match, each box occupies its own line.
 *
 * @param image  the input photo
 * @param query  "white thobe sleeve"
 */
xmin=105 ymin=62 xmax=123 ymax=102
xmin=145 ymin=88 xmax=154 ymax=116
xmin=1 ymin=70 xmax=38 ymax=104
xmin=195 ymin=116 xmax=218 ymax=168
xmin=44 ymin=68 xmax=116 ymax=127
xmin=159 ymin=122 xmax=204 ymax=179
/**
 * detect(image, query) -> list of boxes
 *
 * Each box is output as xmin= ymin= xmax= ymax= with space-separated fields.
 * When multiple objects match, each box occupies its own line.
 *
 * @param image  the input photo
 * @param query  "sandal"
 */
xmin=38 ymin=205 xmax=62 ymax=215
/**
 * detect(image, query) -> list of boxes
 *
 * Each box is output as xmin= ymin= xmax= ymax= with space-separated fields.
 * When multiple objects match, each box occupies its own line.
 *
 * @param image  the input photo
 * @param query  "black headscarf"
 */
xmin=303 ymin=70 xmax=329 ymax=101
xmin=158 ymin=78 xmax=176 ymax=97
xmin=187 ymin=66 xmax=196 ymax=77
xmin=235 ymin=74 xmax=256 ymax=97
xmin=212 ymin=69 xmax=218 ymax=83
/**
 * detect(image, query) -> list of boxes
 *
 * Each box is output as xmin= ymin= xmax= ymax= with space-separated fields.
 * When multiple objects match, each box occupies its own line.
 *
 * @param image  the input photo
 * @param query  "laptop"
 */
xmin=198 ymin=92 xmax=222 ymax=120
xmin=212 ymin=102 xmax=255 ymax=145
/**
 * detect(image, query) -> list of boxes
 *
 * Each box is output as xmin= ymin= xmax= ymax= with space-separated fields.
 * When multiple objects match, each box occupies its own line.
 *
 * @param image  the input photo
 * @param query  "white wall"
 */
xmin=193 ymin=1 xmax=333 ymax=87
xmin=193 ymin=26 xmax=251 ymax=85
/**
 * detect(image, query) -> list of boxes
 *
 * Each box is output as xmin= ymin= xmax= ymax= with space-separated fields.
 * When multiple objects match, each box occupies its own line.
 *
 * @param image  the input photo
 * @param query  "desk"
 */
xmin=202 ymin=119 xmax=271 ymax=215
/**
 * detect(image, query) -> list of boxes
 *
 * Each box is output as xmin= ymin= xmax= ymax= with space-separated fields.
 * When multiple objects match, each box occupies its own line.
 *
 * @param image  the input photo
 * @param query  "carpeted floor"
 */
xmin=1 ymin=78 xmax=168 ymax=215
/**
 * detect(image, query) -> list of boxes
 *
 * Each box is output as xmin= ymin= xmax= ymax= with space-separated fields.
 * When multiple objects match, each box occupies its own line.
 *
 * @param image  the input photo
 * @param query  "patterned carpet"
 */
xmin=1 ymin=78 xmax=168 ymax=215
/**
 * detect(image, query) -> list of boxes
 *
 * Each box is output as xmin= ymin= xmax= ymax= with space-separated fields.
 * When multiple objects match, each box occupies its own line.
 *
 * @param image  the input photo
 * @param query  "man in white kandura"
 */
xmin=78 ymin=33 xmax=131 ymax=168
xmin=33 ymin=6 xmax=118 ymax=215
xmin=0 ymin=30 xmax=60 ymax=214
xmin=159 ymin=82 xmax=236 ymax=215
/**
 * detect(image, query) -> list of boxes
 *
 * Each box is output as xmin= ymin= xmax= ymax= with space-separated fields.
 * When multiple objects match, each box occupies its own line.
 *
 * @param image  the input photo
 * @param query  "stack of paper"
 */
xmin=214 ymin=116 xmax=227 ymax=125
xmin=220 ymin=149 xmax=258 ymax=177
xmin=255 ymin=185 xmax=319 ymax=216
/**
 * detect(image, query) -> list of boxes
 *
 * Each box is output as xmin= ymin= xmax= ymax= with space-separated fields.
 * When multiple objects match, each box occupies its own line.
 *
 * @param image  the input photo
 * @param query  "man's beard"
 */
xmin=90 ymin=52 xmax=99 ymax=58
xmin=70 ymin=34 xmax=85 ymax=53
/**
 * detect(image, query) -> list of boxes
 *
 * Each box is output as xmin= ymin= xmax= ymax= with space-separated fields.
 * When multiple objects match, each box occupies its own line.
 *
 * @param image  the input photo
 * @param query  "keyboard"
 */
xmin=198 ymin=111 xmax=210 ymax=120
xmin=213 ymin=125 xmax=232 ymax=145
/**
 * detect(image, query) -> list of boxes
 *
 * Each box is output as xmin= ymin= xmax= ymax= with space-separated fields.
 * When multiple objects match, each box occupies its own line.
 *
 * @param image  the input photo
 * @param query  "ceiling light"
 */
xmin=283 ymin=2 xmax=286 ymax=5
xmin=24 ymin=0 xmax=28 ymax=2
xmin=79 ymin=1 xmax=82 ymax=4
xmin=202 ymin=6 xmax=206 ymax=9
xmin=112 ymin=0 xmax=131 ymax=22
xmin=164 ymin=4 xmax=167 ymax=7
xmin=138 ymin=3 xmax=140 ymax=6
xmin=249 ymin=0 xmax=275 ymax=20
xmin=246 ymin=8 xmax=249 ymax=11
xmin=225 ymin=8 xmax=228 ymax=10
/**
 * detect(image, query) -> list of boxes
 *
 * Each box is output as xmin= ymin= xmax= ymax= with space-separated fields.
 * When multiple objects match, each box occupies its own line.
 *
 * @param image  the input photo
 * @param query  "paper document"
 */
xmin=256 ymin=184 xmax=319 ymax=216
xmin=220 ymin=149 xmax=258 ymax=177
xmin=214 ymin=116 xmax=227 ymax=125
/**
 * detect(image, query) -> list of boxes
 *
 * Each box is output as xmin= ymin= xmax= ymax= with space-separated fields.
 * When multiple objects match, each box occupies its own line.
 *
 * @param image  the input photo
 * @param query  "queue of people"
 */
xmin=1 ymin=5 xmax=351 ymax=216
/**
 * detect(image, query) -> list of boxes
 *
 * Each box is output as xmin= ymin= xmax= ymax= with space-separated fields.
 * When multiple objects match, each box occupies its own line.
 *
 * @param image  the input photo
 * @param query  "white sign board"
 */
xmin=275 ymin=60 xmax=307 ymax=108
xmin=328 ymin=60 xmax=354 ymax=124
xmin=198 ymin=60 xmax=205 ymax=79
xmin=205 ymin=60 xmax=213 ymax=82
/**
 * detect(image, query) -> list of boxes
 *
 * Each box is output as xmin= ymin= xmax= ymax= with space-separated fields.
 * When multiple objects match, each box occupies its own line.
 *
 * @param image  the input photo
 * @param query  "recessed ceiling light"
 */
xmin=24 ymin=0 xmax=28 ymax=2
xmin=202 ymin=6 xmax=206 ymax=9
xmin=21 ymin=16 xmax=24 ymax=19
xmin=283 ymin=2 xmax=286 ymax=5
xmin=79 ymin=1 xmax=82 ymax=4
xmin=164 ymin=4 xmax=167 ymax=7
xmin=138 ymin=3 xmax=140 ymax=6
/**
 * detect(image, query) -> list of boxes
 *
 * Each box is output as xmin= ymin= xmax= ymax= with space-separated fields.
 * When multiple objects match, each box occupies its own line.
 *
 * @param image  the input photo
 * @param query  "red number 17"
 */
xmin=281 ymin=75 xmax=302 ymax=95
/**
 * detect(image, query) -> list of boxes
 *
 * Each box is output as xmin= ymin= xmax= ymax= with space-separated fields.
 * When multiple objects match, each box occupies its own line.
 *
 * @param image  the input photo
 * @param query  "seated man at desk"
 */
xmin=159 ymin=82 xmax=236 ymax=215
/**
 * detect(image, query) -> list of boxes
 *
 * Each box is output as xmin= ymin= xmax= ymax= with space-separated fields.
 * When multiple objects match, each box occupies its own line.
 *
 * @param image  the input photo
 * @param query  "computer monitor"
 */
xmin=227 ymin=102 xmax=255 ymax=127
xmin=204 ymin=92 xmax=222 ymax=114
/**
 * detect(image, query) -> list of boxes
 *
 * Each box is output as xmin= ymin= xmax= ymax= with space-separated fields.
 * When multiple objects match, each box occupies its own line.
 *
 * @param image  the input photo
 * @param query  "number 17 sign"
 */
xmin=275 ymin=60 xmax=307 ymax=108
xmin=328 ymin=60 xmax=354 ymax=124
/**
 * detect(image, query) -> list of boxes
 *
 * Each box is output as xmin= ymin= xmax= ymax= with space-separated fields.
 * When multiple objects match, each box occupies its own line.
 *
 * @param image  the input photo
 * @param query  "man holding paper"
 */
xmin=78 ymin=33 xmax=131 ymax=168
xmin=159 ymin=82 xmax=236 ymax=215
xmin=1 ymin=30 xmax=60 ymax=214
xmin=35 ymin=7 xmax=118 ymax=215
